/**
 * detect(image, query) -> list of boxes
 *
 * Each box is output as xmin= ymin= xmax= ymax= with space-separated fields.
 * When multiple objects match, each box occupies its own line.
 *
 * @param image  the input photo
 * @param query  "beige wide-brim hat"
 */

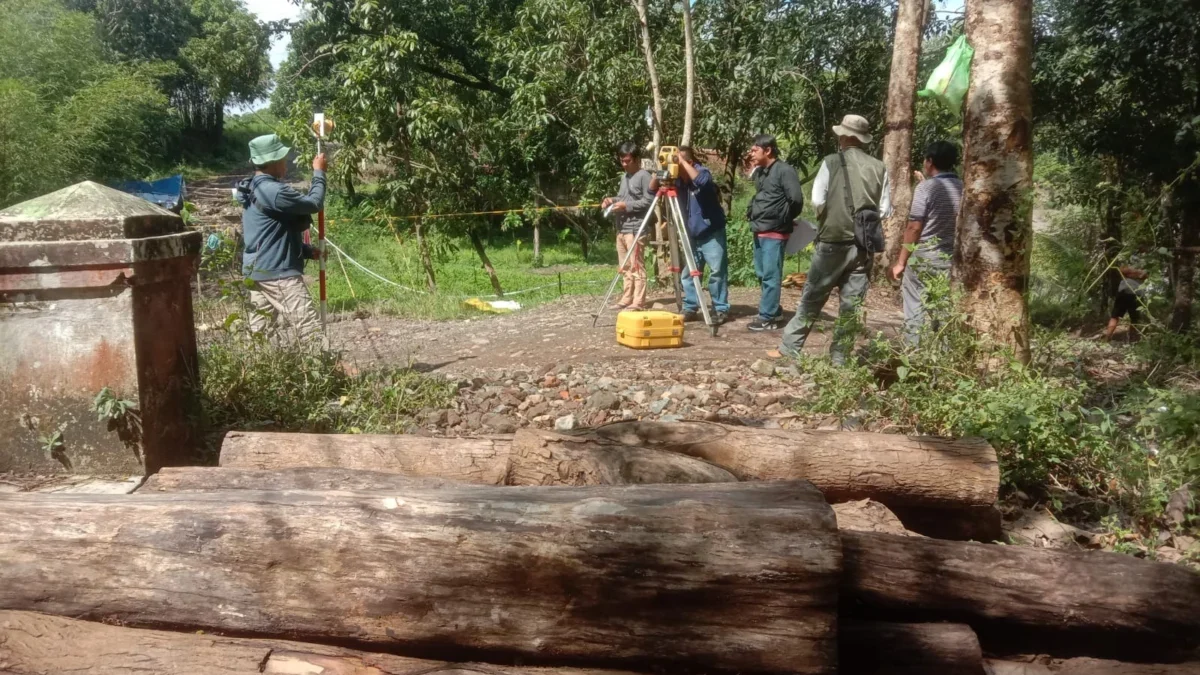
xmin=832 ymin=114 xmax=873 ymax=144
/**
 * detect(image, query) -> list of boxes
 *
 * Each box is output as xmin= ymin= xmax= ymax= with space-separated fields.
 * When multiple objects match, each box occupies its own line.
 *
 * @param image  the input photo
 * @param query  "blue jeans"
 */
xmin=753 ymin=235 xmax=786 ymax=321
xmin=682 ymin=230 xmax=731 ymax=313
xmin=779 ymin=241 xmax=871 ymax=363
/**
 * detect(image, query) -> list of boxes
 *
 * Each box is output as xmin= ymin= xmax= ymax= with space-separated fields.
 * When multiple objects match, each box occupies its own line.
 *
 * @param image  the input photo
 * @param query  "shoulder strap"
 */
xmin=838 ymin=151 xmax=857 ymax=215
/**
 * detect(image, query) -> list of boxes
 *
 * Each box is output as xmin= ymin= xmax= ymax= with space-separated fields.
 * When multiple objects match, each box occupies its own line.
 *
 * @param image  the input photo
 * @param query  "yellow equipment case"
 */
xmin=615 ymin=310 xmax=684 ymax=349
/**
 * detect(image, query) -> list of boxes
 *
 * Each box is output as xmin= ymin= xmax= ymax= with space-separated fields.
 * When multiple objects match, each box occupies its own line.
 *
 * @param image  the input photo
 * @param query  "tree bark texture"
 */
xmin=139 ymin=466 xmax=460 ymax=493
xmin=631 ymin=0 xmax=665 ymax=148
xmin=831 ymin=499 xmax=914 ymax=536
xmin=0 ymin=482 xmax=841 ymax=674
xmin=840 ymin=621 xmax=983 ymax=675
xmin=588 ymin=421 xmax=1000 ymax=509
xmin=219 ymin=429 xmax=736 ymax=487
xmin=0 ymin=610 xmax=646 ymax=675
xmin=953 ymin=0 xmax=1035 ymax=364
xmin=880 ymin=0 xmax=930 ymax=271
xmin=219 ymin=431 xmax=513 ymax=484
xmin=841 ymin=531 xmax=1200 ymax=655
xmin=680 ymin=0 xmax=696 ymax=146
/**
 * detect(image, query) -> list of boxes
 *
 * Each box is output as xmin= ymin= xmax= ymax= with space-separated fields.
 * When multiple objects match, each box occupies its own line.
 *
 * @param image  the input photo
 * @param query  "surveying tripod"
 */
xmin=592 ymin=183 xmax=720 ymax=337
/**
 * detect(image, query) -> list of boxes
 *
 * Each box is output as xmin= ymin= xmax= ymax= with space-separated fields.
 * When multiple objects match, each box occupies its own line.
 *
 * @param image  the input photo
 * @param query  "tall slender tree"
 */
xmin=880 ymin=0 xmax=930 ymax=273
xmin=680 ymin=0 xmax=696 ymax=146
xmin=953 ymin=0 xmax=1035 ymax=363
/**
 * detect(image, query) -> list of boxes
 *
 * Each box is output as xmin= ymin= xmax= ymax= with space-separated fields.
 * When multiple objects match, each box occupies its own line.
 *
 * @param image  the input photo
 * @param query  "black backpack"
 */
xmin=838 ymin=151 xmax=885 ymax=254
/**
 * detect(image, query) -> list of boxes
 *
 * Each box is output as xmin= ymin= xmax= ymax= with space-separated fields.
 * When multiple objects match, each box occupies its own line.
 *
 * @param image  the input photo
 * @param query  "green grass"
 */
xmin=315 ymin=210 xmax=621 ymax=320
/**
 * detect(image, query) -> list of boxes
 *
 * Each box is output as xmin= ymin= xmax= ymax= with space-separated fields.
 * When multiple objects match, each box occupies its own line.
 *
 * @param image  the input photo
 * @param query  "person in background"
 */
xmin=773 ymin=114 xmax=891 ymax=364
xmin=1104 ymin=261 xmax=1150 ymax=342
xmin=745 ymin=134 xmax=805 ymax=331
xmin=889 ymin=140 xmax=963 ymax=346
xmin=602 ymin=141 xmax=655 ymax=311
xmin=234 ymin=133 xmax=327 ymax=346
xmin=675 ymin=146 xmax=729 ymax=325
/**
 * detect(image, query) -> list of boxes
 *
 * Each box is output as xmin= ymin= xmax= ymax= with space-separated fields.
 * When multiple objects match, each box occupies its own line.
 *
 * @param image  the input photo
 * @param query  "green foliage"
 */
xmin=55 ymin=68 xmax=179 ymax=183
xmin=794 ymin=261 xmax=1198 ymax=526
xmin=0 ymin=0 xmax=108 ymax=104
xmin=197 ymin=331 xmax=456 ymax=437
xmin=0 ymin=80 xmax=66 ymax=206
xmin=92 ymin=386 xmax=137 ymax=422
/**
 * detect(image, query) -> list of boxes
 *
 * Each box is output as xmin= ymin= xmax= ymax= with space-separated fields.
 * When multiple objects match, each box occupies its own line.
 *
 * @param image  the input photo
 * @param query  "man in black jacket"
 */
xmin=745 ymin=134 xmax=805 ymax=331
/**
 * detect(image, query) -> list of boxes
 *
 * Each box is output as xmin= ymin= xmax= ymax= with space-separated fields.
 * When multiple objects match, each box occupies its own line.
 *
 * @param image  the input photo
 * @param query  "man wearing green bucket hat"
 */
xmin=234 ymin=134 xmax=328 ymax=345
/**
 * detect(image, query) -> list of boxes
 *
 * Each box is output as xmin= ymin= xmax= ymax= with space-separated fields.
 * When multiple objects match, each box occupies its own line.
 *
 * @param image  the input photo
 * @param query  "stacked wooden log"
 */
xmin=1 ymin=423 xmax=1197 ymax=675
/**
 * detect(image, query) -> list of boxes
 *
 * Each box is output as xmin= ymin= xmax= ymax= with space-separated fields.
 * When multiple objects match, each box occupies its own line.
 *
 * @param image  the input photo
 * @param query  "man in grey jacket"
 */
xmin=601 ymin=141 xmax=656 ymax=310
xmin=234 ymin=133 xmax=328 ymax=344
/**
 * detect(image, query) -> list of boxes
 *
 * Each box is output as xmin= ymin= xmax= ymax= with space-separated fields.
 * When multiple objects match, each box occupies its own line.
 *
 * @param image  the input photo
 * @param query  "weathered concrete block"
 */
xmin=0 ymin=181 xmax=201 ymax=475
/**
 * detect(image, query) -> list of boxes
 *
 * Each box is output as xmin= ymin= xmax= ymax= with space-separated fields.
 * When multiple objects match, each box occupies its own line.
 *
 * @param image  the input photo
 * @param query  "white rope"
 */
xmin=324 ymin=235 xmax=607 ymax=301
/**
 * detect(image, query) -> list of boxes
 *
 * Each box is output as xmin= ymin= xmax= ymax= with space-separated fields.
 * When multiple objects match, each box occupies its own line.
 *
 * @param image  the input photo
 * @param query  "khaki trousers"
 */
xmin=615 ymin=232 xmax=647 ymax=308
xmin=248 ymin=276 xmax=324 ymax=346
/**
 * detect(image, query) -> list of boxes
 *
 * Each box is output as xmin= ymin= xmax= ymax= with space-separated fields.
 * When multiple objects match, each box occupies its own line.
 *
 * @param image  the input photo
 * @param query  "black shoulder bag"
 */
xmin=838 ymin=151 xmax=885 ymax=254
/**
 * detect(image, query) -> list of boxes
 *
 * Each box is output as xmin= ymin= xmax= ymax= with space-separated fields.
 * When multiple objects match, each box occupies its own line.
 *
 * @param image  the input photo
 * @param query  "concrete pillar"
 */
xmin=0 ymin=181 xmax=201 ymax=475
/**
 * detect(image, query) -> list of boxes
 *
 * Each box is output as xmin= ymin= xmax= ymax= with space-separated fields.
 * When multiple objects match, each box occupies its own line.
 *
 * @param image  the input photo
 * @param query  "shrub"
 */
xmin=56 ymin=68 xmax=180 ymax=183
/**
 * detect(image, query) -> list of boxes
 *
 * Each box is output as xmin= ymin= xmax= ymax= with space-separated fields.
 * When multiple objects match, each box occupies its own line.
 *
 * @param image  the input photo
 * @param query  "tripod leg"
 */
xmin=591 ymin=193 xmax=661 ymax=327
xmin=668 ymin=197 xmax=717 ymax=336
xmin=665 ymin=198 xmax=683 ymax=311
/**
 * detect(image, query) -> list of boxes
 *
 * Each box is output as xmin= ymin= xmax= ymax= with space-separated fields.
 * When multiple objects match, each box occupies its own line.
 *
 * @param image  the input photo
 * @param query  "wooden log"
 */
xmin=218 ymin=429 xmax=736 ymax=487
xmin=842 ymin=531 xmax=1200 ymax=657
xmin=1054 ymin=659 xmax=1200 ymax=675
xmin=840 ymin=621 xmax=983 ymax=675
xmin=506 ymin=428 xmax=735 ymax=485
xmin=139 ymin=466 xmax=459 ymax=492
xmin=219 ymin=430 xmax=513 ymax=483
xmin=0 ymin=482 xmax=841 ymax=674
xmin=831 ymin=499 xmax=915 ymax=536
xmin=588 ymin=421 xmax=999 ymax=509
xmin=985 ymin=660 xmax=1200 ymax=675
xmin=0 ymin=610 xmax=645 ymax=674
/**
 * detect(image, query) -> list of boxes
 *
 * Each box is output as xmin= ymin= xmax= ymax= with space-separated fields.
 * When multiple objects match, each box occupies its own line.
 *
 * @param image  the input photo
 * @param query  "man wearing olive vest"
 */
xmin=772 ymin=114 xmax=891 ymax=365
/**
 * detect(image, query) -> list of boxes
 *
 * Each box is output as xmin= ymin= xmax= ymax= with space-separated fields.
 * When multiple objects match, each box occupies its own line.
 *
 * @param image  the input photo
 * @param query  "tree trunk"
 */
xmin=953 ymin=0 xmax=1035 ymax=364
xmin=841 ymin=621 xmax=983 ymax=675
xmin=588 ymin=421 xmax=1000 ymax=509
xmin=631 ymin=0 xmax=665 ymax=148
xmin=842 ymin=531 xmax=1200 ymax=659
xmin=344 ymin=174 xmax=357 ymax=204
xmin=218 ymin=429 xmax=736 ymax=487
xmin=470 ymin=227 xmax=504 ymax=297
xmin=533 ymin=218 xmax=541 ymax=266
xmin=415 ymin=217 xmax=437 ymax=292
xmin=880 ymin=0 xmax=930 ymax=273
xmin=680 ymin=0 xmax=696 ymax=147
xmin=0 ymin=610 xmax=648 ymax=675
xmin=1170 ymin=178 xmax=1200 ymax=331
xmin=0 ymin=483 xmax=841 ymax=674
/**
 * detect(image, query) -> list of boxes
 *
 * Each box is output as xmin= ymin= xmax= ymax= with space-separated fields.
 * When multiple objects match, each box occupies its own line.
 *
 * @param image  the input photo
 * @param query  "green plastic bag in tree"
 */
xmin=918 ymin=35 xmax=974 ymax=117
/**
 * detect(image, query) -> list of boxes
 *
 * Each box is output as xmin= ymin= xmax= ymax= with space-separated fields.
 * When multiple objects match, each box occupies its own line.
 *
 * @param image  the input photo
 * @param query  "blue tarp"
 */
xmin=111 ymin=174 xmax=186 ymax=213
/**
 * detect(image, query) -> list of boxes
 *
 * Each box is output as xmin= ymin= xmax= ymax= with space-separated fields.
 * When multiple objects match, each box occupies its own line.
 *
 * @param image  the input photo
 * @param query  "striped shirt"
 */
xmin=908 ymin=173 xmax=963 ymax=258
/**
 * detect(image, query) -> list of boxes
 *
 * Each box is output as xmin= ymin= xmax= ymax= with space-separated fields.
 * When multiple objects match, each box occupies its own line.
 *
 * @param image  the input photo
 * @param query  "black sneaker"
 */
xmin=681 ymin=310 xmax=701 ymax=323
xmin=747 ymin=317 xmax=783 ymax=332
xmin=712 ymin=311 xmax=728 ymax=325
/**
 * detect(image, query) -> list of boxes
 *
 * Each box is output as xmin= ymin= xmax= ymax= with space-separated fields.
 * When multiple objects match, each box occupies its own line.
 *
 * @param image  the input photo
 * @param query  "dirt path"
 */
xmin=330 ymin=285 xmax=905 ymax=375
